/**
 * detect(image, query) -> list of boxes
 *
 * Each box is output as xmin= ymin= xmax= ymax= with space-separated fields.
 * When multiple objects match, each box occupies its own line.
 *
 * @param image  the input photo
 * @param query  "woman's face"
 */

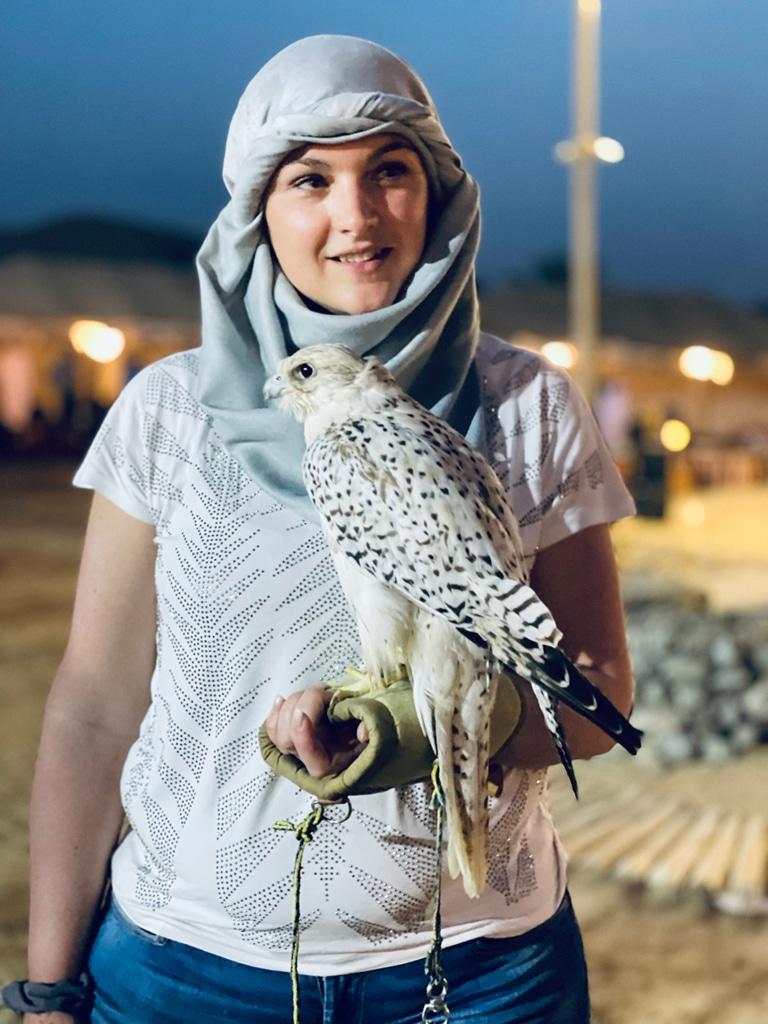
xmin=264 ymin=134 xmax=429 ymax=315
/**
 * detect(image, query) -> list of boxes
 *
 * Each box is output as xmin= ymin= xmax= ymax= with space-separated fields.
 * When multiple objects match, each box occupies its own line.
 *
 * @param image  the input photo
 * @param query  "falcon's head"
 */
xmin=264 ymin=344 xmax=393 ymax=423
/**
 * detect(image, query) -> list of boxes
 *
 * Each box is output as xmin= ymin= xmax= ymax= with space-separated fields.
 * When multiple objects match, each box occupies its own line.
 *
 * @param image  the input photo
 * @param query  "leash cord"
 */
xmin=273 ymin=802 xmax=327 ymax=1024
xmin=422 ymin=761 xmax=451 ymax=1023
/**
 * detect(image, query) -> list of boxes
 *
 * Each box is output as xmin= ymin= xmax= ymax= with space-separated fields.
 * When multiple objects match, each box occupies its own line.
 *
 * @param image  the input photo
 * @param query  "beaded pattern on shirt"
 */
xmin=481 ymin=345 xmax=604 ymax=548
xmin=80 ymin=338 xmax=626 ymax=954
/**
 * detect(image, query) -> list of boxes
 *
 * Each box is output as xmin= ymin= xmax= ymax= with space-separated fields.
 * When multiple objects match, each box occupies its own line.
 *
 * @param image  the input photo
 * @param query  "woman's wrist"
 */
xmin=2 ymin=973 xmax=91 ymax=1018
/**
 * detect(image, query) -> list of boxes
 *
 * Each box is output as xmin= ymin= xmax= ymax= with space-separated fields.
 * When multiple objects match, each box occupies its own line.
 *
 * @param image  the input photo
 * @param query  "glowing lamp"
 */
xmin=710 ymin=351 xmax=735 ymax=386
xmin=679 ymin=346 xmax=715 ymax=382
xmin=69 ymin=320 xmax=126 ymax=363
xmin=541 ymin=340 xmax=578 ymax=370
xmin=660 ymin=419 xmax=691 ymax=453
xmin=593 ymin=137 xmax=624 ymax=163
xmin=678 ymin=345 xmax=734 ymax=385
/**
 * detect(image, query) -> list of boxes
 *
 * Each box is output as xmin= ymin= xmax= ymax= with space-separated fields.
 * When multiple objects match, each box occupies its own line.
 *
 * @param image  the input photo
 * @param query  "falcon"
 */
xmin=264 ymin=344 xmax=641 ymax=896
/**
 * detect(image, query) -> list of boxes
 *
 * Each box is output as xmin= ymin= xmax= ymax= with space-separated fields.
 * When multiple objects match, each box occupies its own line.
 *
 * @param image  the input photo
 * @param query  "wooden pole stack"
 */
xmin=548 ymin=771 xmax=768 ymax=913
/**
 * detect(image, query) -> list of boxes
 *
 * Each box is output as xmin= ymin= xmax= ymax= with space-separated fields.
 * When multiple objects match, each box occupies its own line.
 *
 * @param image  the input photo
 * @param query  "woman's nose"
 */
xmin=329 ymin=180 xmax=379 ymax=233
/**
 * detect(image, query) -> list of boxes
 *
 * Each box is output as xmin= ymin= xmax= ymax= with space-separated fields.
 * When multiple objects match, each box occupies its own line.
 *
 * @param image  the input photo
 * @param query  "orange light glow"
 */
xmin=69 ymin=320 xmax=126 ymax=363
xmin=541 ymin=340 xmax=578 ymax=369
xmin=678 ymin=345 xmax=734 ymax=385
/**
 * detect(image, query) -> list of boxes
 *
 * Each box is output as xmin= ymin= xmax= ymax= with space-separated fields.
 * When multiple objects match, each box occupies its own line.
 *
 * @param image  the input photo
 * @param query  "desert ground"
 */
xmin=1 ymin=463 xmax=766 ymax=1024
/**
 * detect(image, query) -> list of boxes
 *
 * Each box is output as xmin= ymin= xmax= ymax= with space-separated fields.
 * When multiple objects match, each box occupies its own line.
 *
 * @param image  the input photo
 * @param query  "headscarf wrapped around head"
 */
xmin=197 ymin=34 xmax=482 ymax=520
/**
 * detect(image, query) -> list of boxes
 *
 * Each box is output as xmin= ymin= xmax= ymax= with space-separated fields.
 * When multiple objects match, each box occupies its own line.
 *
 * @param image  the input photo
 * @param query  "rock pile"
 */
xmin=624 ymin=589 xmax=768 ymax=766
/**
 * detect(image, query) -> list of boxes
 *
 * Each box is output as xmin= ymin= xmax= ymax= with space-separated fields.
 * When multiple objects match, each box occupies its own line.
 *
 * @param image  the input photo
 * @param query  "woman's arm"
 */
xmin=26 ymin=493 xmax=157 ymax=987
xmin=496 ymin=522 xmax=634 ymax=769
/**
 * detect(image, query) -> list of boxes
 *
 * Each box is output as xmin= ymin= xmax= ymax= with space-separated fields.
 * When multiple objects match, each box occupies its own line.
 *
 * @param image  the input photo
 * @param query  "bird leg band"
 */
xmin=258 ymin=669 xmax=523 ymax=800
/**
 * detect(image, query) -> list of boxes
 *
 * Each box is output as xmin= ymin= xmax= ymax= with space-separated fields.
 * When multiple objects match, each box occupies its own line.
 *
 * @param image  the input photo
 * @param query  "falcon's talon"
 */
xmin=325 ymin=666 xmax=411 ymax=707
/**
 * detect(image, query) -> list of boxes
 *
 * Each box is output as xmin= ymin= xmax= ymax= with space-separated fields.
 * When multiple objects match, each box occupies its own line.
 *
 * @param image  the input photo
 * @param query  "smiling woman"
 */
xmin=19 ymin=31 xmax=637 ymax=1024
xmin=264 ymin=136 xmax=429 ymax=314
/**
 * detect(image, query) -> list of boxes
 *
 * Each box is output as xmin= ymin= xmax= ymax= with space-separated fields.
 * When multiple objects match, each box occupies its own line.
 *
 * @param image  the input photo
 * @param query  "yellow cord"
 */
xmin=272 ymin=776 xmax=450 ymax=1024
xmin=273 ymin=803 xmax=326 ymax=1024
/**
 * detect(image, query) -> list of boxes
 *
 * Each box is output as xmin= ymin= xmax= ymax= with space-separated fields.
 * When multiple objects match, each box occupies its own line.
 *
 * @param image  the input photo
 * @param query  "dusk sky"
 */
xmin=2 ymin=1 xmax=766 ymax=305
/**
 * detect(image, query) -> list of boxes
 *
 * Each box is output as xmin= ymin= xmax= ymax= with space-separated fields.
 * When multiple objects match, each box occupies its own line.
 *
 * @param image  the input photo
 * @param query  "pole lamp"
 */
xmin=554 ymin=0 xmax=624 ymax=404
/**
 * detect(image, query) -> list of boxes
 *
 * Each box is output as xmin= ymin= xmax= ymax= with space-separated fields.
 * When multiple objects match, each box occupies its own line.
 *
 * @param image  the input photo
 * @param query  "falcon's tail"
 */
xmin=432 ymin=656 xmax=498 ymax=899
xmin=409 ymin=618 xmax=496 ymax=898
xmin=529 ymin=682 xmax=580 ymax=797
xmin=460 ymin=624 xmax=642 ymax=797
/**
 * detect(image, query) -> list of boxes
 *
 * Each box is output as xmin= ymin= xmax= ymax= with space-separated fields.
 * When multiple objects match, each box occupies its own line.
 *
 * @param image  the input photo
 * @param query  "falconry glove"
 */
xmin=258 ymin=668 xmax=524 ymax=801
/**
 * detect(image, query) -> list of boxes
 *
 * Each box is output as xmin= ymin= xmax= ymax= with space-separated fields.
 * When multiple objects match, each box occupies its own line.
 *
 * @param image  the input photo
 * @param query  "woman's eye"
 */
xmin=375 ymin=161 xmax=409 ymax=182
xmin=291 ymin=173 xmax=328 ymax=190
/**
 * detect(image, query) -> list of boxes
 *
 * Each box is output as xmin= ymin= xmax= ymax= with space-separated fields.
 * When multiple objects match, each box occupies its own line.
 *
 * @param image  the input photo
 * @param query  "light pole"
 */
xmin=554 ymin=0 xmax=624 ymax=404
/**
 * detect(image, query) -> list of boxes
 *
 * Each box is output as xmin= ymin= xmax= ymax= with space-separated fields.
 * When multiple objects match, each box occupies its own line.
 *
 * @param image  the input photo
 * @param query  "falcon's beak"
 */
xmin=263 ymin=375 xmax=286 ymax=401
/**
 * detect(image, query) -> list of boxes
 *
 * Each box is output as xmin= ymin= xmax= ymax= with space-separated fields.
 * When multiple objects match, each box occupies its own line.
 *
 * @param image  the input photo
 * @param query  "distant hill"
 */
xmin=0 ymin=215 xmax=203 ymax=266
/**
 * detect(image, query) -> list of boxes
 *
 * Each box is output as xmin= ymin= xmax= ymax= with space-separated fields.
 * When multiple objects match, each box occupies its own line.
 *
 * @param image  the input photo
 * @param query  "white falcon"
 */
xmin=265 ymin=345 xmax=641 ymax=896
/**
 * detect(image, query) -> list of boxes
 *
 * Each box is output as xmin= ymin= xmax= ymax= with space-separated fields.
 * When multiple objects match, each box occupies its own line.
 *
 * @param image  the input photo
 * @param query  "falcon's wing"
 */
xmin=304 ymin=410 xmax=642 ymax=762
xmin=303 ymin=410 xmax=558 ymax=644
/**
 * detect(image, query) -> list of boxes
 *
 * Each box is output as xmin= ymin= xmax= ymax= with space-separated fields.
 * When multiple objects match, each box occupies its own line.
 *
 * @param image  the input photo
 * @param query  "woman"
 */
xmin=20 ymin=35 xmax=634 ymax=1024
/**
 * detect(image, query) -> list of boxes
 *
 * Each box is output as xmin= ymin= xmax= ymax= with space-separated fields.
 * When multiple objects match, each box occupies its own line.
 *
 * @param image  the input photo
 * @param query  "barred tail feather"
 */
xmin=408 ymin=616 xmax=497 ymax=898
xmin=433 ymin=657 xmax=497 ymax=899
xmin=530 ymin=683 xmax=580 ymax=798
xmin=497 ymin=637 xmax=643 ymax=756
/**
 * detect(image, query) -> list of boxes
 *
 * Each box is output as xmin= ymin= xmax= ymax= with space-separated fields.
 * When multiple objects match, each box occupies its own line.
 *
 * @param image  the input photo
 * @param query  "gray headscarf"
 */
xmin=197 ymin=34 xmax=482 ymax=520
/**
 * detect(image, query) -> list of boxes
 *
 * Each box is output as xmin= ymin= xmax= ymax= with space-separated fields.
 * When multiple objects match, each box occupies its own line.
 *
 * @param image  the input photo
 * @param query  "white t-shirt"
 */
xmin=74 ymin=333 xmax=635 ymax=974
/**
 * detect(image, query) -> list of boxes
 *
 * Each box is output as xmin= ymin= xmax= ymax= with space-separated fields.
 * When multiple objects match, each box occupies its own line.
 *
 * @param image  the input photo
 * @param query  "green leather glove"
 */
xmin=258 ymin=670 xmax=524 ymax=801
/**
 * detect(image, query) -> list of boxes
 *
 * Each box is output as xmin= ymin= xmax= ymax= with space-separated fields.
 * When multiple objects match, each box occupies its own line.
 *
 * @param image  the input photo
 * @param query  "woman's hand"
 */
xmin=265 ymin=687 xmax=368 ymax=778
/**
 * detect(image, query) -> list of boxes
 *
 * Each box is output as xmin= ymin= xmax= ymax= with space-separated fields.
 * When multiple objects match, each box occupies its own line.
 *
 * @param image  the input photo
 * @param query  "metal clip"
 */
xmin=421 ymin=978 xmax=450 ymax=1023
xmin=313 ymin=797 xmax=352 ymax=824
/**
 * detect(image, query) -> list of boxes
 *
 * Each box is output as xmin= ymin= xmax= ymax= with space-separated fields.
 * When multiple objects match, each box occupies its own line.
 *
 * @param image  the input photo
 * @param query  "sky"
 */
xmin=2 ymin=1 xmax=766 ymax=305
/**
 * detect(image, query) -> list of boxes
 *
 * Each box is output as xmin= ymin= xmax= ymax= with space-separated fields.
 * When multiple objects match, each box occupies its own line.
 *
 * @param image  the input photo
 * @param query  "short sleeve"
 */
xmin=535 ymin=372 xmax=635 ymax=550
xmin=73 ymin=370 xmax=154 ymax=524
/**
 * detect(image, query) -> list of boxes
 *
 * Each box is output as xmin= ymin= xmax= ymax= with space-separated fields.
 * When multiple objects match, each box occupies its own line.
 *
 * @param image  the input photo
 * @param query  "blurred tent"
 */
xmin=0 ymin=216 xmax=200 ymax=321
xmin=0 ymin=215 xmax=201 ymax=323
xmin=481 ymin=282 xmax=768 ymax=356
xmin=0 ymin=217 xmax=201 ymax=455
xmin=0 ymin=252 xmax=199 ymax=322
xmin=481 ymin=282 xmax=768 ymax=492
xmin=0 ymin=215 xmax=766 ymax=479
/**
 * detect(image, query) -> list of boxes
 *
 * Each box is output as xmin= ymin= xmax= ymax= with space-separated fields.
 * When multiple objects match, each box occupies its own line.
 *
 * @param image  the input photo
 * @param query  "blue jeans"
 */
xmin=88 ymin=893 xmax=589 ymax=1023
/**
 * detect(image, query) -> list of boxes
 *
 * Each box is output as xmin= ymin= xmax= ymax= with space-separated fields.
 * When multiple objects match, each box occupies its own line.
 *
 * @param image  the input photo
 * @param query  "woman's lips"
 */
xmin=328 ymin=248 xmax=392 ymax=273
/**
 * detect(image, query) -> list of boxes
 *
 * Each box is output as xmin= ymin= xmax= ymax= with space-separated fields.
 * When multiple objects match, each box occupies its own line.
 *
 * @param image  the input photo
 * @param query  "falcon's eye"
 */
xmin=295 ymin=363 xmax=315 ymax=380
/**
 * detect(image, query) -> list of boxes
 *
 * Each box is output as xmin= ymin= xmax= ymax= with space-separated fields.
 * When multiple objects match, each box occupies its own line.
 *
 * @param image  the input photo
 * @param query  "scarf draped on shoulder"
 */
xmin=197 ymin=34 xmax=482 ymax=521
